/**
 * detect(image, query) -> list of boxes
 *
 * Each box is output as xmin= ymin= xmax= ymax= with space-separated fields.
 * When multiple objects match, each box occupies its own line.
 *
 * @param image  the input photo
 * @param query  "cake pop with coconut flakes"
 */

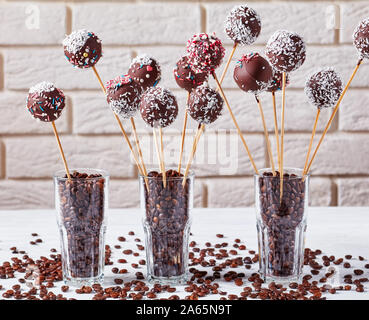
xmin=224 ymin=5 xmax=261 ymax=46
xmin=106 ymin=75 xmax=143 ymax=119
xmin=128 ymin=54 xmax=161 ymax=90
xmin=305 ymin=68 xmax=343 ymax=109
xmin=188 ymin=84 xmax=224 ymax=124
xmin=140 ymin=87 xmax=178 ymax=128
xmin=27 ymin=81 xmax=66 ymax=122
xmin=63 ymin=29 xmax=102 ymax=69
xmin=265 ymin=30 xmax=306 ymax=73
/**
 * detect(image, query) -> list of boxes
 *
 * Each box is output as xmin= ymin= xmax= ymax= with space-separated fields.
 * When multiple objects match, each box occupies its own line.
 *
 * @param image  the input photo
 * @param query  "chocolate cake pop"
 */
xmin=224 ymin=5 xmax=261 ymax=46
xmin=265 ymin=30 xmax=306 ymax=73
xmin=63 ymin=29 xmax=102 ymax=69
xmin=353 ymin=17 xmax=369 ymax=59
xmin=188 ymin=84 xmax=224 ymax=124
xmin=174 ymin=56 xmax=209 ymax=92
xmin=267 ymin=69 xmax=290 ymax=92
xmin=305 ymin=68 xmax=343 ymax=109
xmin=140 ymin=87 xmax=178 ymax=128
xmin=128 ymin=54 xmax=161 ymax=91
xmin=106 ymin=75 xmax=143 ymax=119
xmin=233 ymin=53 xmax=273 ymax=94
xmin=27 ymin=81 xmax=65 ymax=122
xmin=186 ymin=33 xmax=225 ymax=73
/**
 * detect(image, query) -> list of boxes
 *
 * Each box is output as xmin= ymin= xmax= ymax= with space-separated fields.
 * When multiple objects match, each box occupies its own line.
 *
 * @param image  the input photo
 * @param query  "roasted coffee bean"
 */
xmin=57 ymin=171 xmax=106 ymax=279
xmin=344 ymin=262 xmax=351 ymax=268
xmin=123 ymin=250 xmax=133 ymax=255
xmin=114 ymin=279 xmax=123 ymax=285
xmin=354 ymin=269 xmax=364 ymax=276
xmin=118 ymin=237 xmax=126 ymax=242
xmin=128 ymin=231 xmax=135 ymax=236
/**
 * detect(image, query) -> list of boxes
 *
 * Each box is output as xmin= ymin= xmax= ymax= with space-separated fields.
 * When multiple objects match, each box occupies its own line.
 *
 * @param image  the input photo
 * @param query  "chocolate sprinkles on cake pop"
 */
xmin=140 ymin=87 xmax=178 ymax=128
xmin=63 ymin=29 xmax=102 ymax=69
xmin=27 ymin=81 xmax=66 ymax=122
xmin=305 ymin=68 xmax=343 ymax=109
xmin=128 ymin=54 xmax=161 ymax=91
xmin=106 ymin=75 xmax=143 ymax=119
xmin=188 ymin=84 xmax=224 ymax=124
xmin=266 ymin=30 xmax=306 ymax=73
xmin=233 ymin=53 xmax=273 ymax=94
xmin=224 ymin=5 xmax=261 ymax=46
xmin=174 ymin=56 xmax=209 ymax=92
xmin=186 ymin=33 xmax=225 ymax=73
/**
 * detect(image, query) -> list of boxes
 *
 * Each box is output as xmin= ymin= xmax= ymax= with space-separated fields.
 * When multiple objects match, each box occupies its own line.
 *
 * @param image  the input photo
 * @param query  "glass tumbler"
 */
xmin=140 ymin=170 xmax=194 ymax=285
xmin=54 ymin=168 xmax=109 ymax=286
xmin=255 ymin=168 xmax=309 ymax=282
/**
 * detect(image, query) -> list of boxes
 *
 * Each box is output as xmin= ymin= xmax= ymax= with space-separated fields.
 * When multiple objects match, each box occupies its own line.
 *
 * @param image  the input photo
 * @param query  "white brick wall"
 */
xmin=0 ymin=0 xmax=368 ymax=209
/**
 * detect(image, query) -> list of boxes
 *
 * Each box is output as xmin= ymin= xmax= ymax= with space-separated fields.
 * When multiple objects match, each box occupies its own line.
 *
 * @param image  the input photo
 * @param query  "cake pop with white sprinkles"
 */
xmin=224 ymin=5 xmax=261 ymax=46
xmin=353 ymin=17 xmax=369 ymax=59
xmin=305 ymin=68 xmax=343 ymax=109
xmin=63 ymin=29 xmax=102 ymax=68
xmin=266 ymin=30 xmax=306 ymax=73
xmin=233 ymin=53 xmax=273 ymax=94
xmin=128 ymin=54 xmax=161 ymax=91
xmin=106 ymin=75 xmax=143 ymax=119
xmin=188 ymin=84 xmax=224 ymax=124
xmin=27 ymin=81 xmax=66 ymax=122
xmin=186 ymin=33 xmax=225 ymax=73
xmin=140 ymin=87 xmax=178 ymax=128
xmin=174 ymin=56 xmax=209 ymax=92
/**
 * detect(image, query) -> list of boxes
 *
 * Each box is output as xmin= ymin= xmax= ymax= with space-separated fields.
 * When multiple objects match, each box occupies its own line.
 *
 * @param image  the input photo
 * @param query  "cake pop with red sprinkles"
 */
xmin=265 ymin=30 xmax=306 ymax=73
xmin=186 ymin=33 xmax=225 ymax=73
xmin=140 ymin=87 xmax=178 ymax=128
xmin=63 ymin=29 xmax=102 ymax=69
xmin=26 ymin=81 xmax=66 ymax=122
xmin=188 ymin=84 xmax=224 ymax=124
xmin=106 ymin=75 xmax=143 ymax=119
xmin=233 ymin=53 xmax=273 ymax=94
xmin=174 ymin=56 xmax=209 ymax=92
xmin=224 ymin=5 xmax=261 ymax=46
xmin=128 ymin=54 xmax=161 ymax=91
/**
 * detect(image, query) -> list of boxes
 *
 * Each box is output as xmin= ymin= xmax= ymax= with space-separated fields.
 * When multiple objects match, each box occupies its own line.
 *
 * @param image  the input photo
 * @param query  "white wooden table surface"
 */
xmin=0 ymin=207 xmax=368 ymax=300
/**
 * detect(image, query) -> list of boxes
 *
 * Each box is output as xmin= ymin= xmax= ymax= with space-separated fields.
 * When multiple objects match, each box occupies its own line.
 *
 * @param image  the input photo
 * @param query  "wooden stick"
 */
xmin=153 ymin=128 xmax=164 ymax=183
xmin=92 ymin=65 xmax=146 ymax=179
xmin=212 ymin=71 xmax=259 ymax=174
xmin=51 ymin=121 xmax=71 ymax=180
xmin=306 ymin=59 xmax=363 ymax=175
xmin=272 ymin=91 xmax=281 ymax=173
xmin=92 ymin=65 xmax=106 ymax=94
xmin=159 ymin=127 xmax=166 ymax=188
xmin=182 ymin=124 xmax=204 ymax=186
xmin=115 ymin=114 xmax=144 ymax=176
xmin=255 ymin=95 xmax=276 ymax=176
xmin=280 ymin=72 xmax=287 ymax=202
xmin=130 ymin=117 xmax=149 ymax=190
xmin=178 ymin=92 xmax=190 ymax=174
xmin=302 ymin=109 xmax=321 ymax=176
xmin=219 ymin=42 xmax=238 ymax=86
